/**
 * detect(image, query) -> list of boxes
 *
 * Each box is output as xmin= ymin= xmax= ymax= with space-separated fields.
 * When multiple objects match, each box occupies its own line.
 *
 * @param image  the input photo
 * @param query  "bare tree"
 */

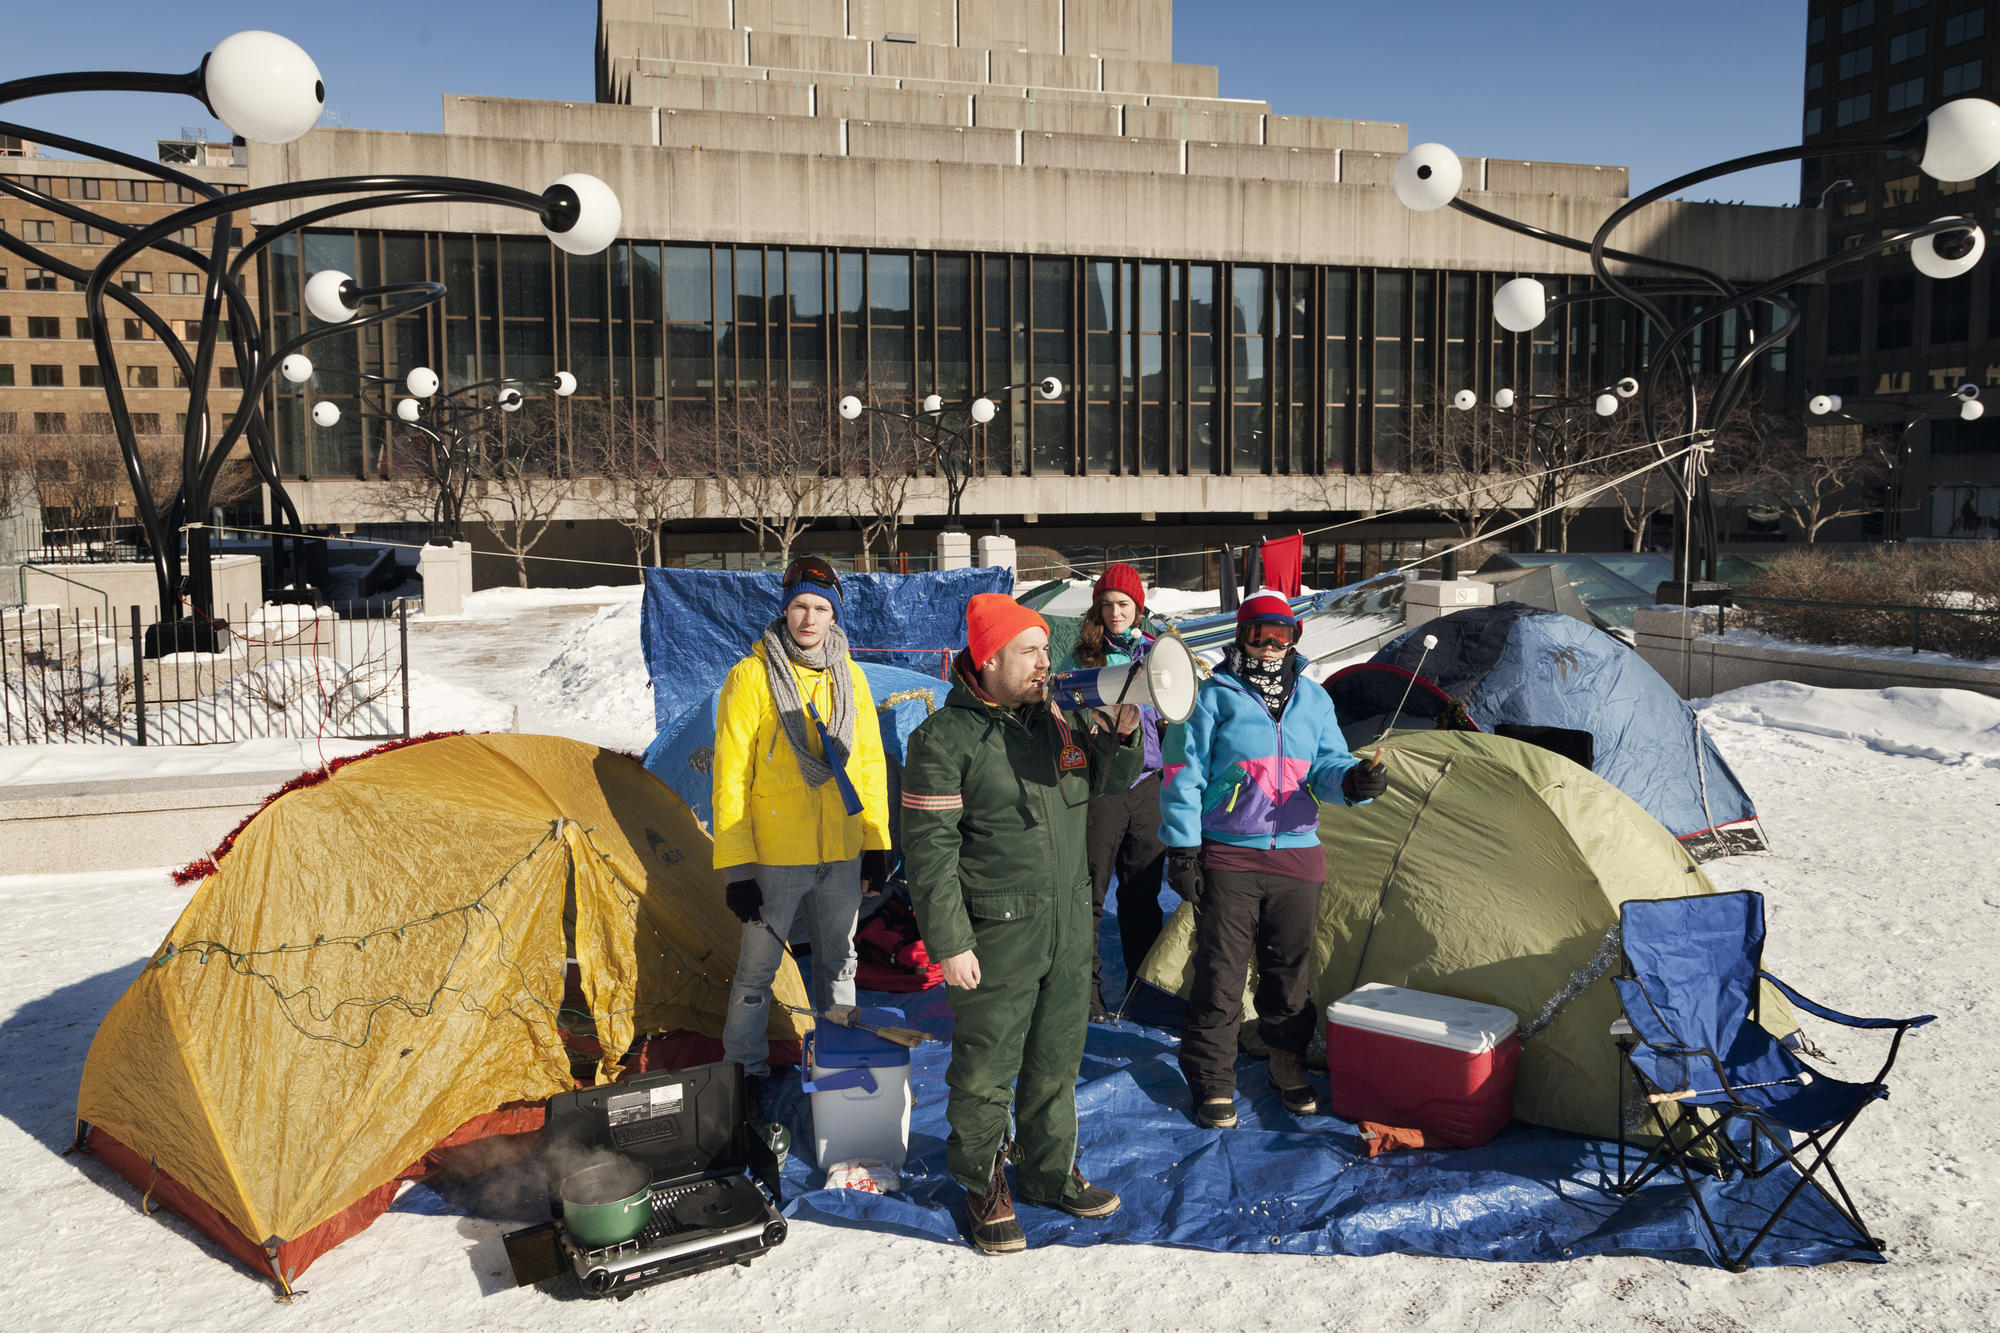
xmin=840 ymin=400 xmax=924 ymax=569
xmin=1712 ymin=404 xmax=1889 ymax=544
xmin=472 ymin=400 xmax=572 ymax=587
xmin=1392 ymin=403 xmax=1538 ymax=543
xmin=576 ymin=401 xmax=697 ymax=568
xmin=376 ymin=415 xmax=488 ymax=542
xmin=712 ymin=398 xmax=841 ymax=566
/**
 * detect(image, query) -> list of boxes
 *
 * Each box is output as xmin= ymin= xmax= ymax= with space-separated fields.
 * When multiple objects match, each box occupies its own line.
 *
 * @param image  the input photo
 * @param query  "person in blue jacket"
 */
xmin=1160 ymin=589 xmax=1388 ymax=1128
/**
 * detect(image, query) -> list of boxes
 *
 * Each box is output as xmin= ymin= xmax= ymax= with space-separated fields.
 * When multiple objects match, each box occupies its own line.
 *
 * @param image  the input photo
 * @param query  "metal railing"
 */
xmin=2 ymin=599 xmax=412 ymax=745
xmin=1719 ymin=593 xmax=2000 ymax=658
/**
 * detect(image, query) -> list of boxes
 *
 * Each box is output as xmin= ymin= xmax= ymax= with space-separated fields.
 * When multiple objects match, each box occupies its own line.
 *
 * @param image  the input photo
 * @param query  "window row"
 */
xmin=264 ymin=232 xmax=1783 ymax=482
xmin=1 ymin=175 xmax=244 ymax=203
xmin=0 ymin=409 xmax=172 ymax=433
xmin=0 ymin=315 xmax=234 ymax=339
xmin=6 ymin=363 xmax=219 ymax=388
xmin=0 ymin=266 xmax=220 ymax=294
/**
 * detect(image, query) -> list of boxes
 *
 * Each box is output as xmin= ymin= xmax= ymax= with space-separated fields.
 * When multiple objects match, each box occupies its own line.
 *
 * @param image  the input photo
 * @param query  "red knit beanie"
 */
xmin=1092 ymin=563 xmax=1146 ymax=617
xmin=1237 ymin=589 xmax=1300 ymax=637
xmin=966 ymin=593 xmax=1051 ymax=670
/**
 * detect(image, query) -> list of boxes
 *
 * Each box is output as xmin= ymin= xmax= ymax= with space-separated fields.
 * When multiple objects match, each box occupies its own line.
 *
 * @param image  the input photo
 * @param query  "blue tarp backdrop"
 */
xmin=641 ymin=567 xmax=1012 ymax=730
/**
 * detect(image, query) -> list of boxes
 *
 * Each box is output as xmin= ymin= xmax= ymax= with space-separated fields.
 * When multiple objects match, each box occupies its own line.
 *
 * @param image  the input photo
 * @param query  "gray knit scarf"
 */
xmin=760 ymin=617 xmax=856 ymax=789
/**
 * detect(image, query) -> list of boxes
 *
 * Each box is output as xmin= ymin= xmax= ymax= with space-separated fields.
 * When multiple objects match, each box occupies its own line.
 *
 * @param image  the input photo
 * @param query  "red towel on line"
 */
xmin=1259 ymin=534 xmax=1304 ymax=597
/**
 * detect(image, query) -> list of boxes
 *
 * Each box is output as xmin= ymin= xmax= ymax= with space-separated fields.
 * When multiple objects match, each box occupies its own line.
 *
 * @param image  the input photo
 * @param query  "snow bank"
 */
xmin=1703 ymin=681 xmax=2000 ymax=769
xmin=521 ymin=597 xmax=655 ymax=752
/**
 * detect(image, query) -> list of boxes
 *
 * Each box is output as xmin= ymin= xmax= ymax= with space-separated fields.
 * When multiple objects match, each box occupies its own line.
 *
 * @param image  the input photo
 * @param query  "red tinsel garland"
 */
xmin=170 ymin=731 xmax=467 ymax=886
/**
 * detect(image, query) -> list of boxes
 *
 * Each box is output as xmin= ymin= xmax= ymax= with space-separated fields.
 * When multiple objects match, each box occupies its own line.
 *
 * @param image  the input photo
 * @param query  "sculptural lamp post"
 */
xmin=1805 ymin=384 xmax=1982 ymax=541
xmin=0 ymin=32 xmax=620 ymax=652
xmin=836 ymin=377 xmax=1065 ymax=530
xmin=298 ymin=362 xmax=580 ymax=544
xmin=1392 ymin=98 xmax=2000 ymax=595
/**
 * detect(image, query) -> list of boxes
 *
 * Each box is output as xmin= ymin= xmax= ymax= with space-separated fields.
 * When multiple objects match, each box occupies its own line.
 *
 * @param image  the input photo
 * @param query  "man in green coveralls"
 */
xmin=900 ymin=593 xmax=1144 ymax=1253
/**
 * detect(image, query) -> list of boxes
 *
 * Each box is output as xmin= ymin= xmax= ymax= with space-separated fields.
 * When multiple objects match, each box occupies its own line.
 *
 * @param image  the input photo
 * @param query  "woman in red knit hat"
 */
xmin=1059 ymin=562 xmax=1170 ymax=1020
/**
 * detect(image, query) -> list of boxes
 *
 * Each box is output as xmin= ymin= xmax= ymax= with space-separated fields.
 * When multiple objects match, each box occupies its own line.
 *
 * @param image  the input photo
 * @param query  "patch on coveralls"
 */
xmin=1058 ymin=744 xmax=1088 ymax=771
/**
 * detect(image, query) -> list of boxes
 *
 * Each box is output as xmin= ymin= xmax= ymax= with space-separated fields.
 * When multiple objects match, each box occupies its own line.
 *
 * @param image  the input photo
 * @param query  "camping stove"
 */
xmin=503 ymin=1062 xmax=789 ymax=1299
xmin=562 ymin=1176 xmax=786 ymax=1296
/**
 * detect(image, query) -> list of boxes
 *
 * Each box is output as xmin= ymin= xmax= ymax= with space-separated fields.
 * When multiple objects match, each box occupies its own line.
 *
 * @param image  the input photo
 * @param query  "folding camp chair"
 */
xmin=1610 ymin=891 xmax=1934 ymax=1271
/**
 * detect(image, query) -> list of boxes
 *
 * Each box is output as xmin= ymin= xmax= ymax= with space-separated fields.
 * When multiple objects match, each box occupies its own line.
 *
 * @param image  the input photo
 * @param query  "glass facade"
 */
xmin=265 ymin=232 xmax=1779 ymax=481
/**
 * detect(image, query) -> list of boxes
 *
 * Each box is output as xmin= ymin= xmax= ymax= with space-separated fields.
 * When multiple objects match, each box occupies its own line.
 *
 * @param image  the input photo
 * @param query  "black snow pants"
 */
xmin=1085 ymin=771 xmax=1167 ymax=1004
xmin=1176 ymin=859 xmax=1324 ymax=1102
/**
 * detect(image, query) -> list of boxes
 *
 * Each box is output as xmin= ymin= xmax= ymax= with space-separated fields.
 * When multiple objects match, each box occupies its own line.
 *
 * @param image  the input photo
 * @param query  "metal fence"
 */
xmin=1 ymin=600 xmax=411 ymax=745
xmin=1720 ymin=593 xmax=2000 ymax=660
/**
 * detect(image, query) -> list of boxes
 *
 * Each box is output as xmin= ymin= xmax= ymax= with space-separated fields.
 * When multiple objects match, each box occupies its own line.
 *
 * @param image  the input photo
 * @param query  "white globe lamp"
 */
xmin=1393 ymin=143 xmax=1464 ymax=212
xmin=304 ymin=270 xmax=357 ymax=324
xmin=201 ymin=31 xmax=324 ymax=146
xmin=1494 ymin=278 xmax=1547 ymax=333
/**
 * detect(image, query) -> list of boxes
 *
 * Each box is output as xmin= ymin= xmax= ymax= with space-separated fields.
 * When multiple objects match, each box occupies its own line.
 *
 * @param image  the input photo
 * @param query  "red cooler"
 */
xmin=1324 ymin=983 xmax=1520 ymax=1148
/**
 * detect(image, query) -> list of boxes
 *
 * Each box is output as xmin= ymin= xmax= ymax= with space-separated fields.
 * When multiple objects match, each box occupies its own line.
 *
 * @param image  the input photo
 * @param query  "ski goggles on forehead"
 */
xmin=1240 ymin=621 xmax=1298 ymax=648
xmin=783 ymin=556 xmax=842 ymax=592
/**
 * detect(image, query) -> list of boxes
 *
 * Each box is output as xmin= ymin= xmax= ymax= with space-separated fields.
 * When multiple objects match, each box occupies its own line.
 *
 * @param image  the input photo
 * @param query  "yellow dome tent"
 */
xmin=74 ymin=732 xmax=808 ymax=1293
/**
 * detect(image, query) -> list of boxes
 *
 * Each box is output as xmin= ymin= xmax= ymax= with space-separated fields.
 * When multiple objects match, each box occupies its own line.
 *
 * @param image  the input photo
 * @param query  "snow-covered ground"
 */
xmin=2 ymin=586 xmax=1997 ymax=1331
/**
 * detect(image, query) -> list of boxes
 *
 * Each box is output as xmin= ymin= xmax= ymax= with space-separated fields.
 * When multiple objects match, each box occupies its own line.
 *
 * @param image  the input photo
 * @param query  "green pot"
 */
xmin=559 ymin=1157 xmax=654 ymax=1248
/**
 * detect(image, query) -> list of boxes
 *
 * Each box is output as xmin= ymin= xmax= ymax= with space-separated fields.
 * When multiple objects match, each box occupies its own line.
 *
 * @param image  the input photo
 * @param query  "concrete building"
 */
xmin=244 ymin=0 xmax=1822 ymax=584
xmin=0 ymin=143 xmax=254 ymax=556
xmin=1802 ymin=0 xmax=2000 ymax=539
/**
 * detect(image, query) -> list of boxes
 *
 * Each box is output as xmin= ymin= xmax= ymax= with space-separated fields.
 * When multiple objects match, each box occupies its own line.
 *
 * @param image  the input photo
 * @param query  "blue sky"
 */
xmin=4 ymin=1 xmax=1809 ymax=205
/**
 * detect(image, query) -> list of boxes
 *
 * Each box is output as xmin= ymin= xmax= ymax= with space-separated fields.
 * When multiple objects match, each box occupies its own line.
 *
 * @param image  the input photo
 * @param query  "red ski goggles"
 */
xmin=782 ymin=555 xmax=842 ymax=594
xmin=1239 ymin=621 xmax=1299 ymax=649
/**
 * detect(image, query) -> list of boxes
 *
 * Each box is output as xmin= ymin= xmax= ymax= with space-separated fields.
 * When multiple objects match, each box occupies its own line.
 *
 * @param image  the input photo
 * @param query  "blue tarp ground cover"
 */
xmin=765 ymin=953 xmax=1877 ymax=1269
xmin=641 ymin=567 xmax=1011 ymax=731
xmin=395 ymin=903 xmax=1875 ymax=1270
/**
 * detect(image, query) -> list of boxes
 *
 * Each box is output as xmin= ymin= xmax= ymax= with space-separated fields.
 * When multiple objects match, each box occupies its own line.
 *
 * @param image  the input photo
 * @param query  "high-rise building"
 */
xmin=1802 ymin=0 xmax=2000 ymax=538
xmin=0 ymin=144 xmax=254 ymax=555
xmin=245 ymin=0 xmax=1817 ymax=579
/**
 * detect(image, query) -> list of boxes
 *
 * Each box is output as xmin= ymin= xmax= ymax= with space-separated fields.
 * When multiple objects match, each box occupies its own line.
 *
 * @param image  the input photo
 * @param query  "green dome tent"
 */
xmin=1137 ymin=729 xmax=1792 ymax=1140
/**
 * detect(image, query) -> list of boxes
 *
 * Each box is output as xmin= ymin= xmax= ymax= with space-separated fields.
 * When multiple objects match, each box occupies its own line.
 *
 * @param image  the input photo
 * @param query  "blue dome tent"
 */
xmin=1330 ymin=603 xmax=1764 ymax=859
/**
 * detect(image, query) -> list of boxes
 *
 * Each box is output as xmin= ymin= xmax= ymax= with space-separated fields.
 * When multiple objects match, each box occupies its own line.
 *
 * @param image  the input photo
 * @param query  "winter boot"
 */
xmin=1194 ymin=1095 xmax=1238 ymax=1130
xmin=964 ymin=1144 xmax=1027 ymax=1254
xmin=1021 ymin=1163 xmax=1122 ymax=1219
xmin=1267 ymin=1049 xmax=1319 ymax=1116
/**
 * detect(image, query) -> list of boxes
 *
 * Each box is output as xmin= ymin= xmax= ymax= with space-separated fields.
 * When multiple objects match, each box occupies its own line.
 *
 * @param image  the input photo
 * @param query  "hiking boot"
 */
xmin=964 ymin=1146 xmax=1026 ymax=1254
xmin=1267 ymin=1049 xmax=1319 ymax=1116
xmin=1089 ymin=989 xmax=1110 ymax=1023
xmin=1021 ymin=1165 xmax=1122 ymax=1219
xmin=1194 ymin=1096 xmax=1239 ymax=1129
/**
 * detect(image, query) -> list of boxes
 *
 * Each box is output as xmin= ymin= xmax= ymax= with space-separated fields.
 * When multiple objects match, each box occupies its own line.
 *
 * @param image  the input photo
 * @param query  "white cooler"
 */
xmin=803 ymin=1007 xmax=914 ymax=1170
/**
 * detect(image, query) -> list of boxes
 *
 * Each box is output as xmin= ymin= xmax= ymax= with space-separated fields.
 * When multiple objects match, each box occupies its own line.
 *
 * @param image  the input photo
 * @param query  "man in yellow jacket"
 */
xmin=713 ymin=556 xmax=893 ymax=1087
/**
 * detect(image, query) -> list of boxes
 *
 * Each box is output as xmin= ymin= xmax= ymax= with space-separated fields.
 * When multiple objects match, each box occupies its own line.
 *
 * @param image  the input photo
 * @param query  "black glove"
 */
xmin=1166 ymin=849 xmax=1205 ymax=914
xmin=725 ymin=877 xmax=763 ymax=924
xmin=860 ymin=849 xmax=890 ymax=889
xmin=1342 ymin=758 xmax=1389 ymax=803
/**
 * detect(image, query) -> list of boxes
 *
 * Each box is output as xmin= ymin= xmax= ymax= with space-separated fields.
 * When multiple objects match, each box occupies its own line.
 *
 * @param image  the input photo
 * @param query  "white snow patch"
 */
xmin=1703 ymin=681 xmax=2000 ymax=769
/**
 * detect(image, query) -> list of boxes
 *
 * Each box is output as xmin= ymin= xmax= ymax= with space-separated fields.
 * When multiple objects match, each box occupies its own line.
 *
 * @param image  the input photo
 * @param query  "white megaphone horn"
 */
xmin=1046 ymin=631 xmax=1200 ymax=725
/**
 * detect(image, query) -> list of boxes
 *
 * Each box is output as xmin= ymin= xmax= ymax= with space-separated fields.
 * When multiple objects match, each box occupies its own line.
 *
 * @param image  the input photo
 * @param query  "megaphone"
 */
xmin=1046 ymin=631 xmax=1199 ymax=725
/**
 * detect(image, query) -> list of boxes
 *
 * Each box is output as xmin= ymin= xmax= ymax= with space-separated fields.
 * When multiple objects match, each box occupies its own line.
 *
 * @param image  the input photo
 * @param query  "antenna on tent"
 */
xmin=1373 ymin=633 xmax=1439 ymax=747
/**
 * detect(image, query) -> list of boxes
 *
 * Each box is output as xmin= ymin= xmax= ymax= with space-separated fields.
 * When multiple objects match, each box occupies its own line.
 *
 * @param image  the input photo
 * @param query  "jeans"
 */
xmin=722 ymin=857 xmax=865 ymax=1077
